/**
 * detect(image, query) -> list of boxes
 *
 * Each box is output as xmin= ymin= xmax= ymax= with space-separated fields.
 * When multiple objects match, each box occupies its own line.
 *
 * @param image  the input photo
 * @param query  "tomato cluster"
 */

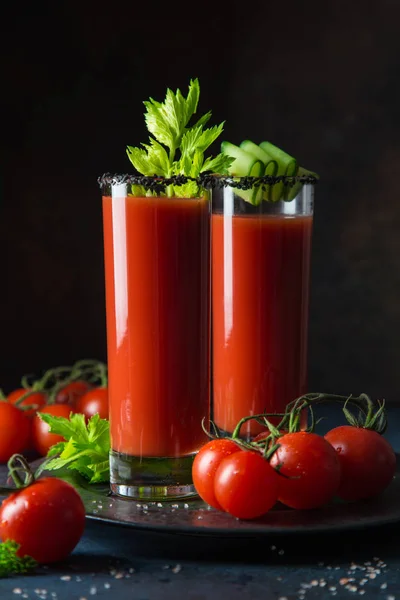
xmin=192 ymin=396 xmax=397 ymax=520
xmin=0 ymin=359 xmax=109 ymax=461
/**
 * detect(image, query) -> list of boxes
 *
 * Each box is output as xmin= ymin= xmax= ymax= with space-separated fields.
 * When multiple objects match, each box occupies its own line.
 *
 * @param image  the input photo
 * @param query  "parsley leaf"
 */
xmin=126 ymin=78 xmax=234 ymax=197
xmin=0 ymin=540 xmax=36 ymax=577
xmin=36 ymin=412 xmax=110 ymax=483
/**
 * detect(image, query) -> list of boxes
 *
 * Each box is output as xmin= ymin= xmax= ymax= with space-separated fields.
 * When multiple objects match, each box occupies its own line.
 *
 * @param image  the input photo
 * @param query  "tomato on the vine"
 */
xmin=192 ymin=438 xmax=241 ymax=509
xmin=75 ymin=387 xmax=108 ymax=420
xmin=325 ymin=425 xmax=396 ymax=501
xmin=55 ymin=380 xmax=90 ymax=407
xmin=269 ymin=432 xmax=341 ymax=510
xmin=0 ymin=403 xmax=31 ymax=462
xmin=8 ymin=388 xmax=47 ymax=419
xmin=32 ymin=404 xmax=72 ymax=456
xmin=0 ymin=476 xmax=85 ymax=563
xmin=214 ymin=450 xmax=279 ymax=519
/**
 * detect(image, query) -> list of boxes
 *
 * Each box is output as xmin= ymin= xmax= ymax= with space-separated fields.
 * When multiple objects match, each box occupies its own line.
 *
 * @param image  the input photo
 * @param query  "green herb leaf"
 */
xmin=37 ymin=412 xmax=110 ymax=483
xmin=126 ymin=78 xmax=231 ymax=196
xmin=0 ymin=540 xmax=36 ymax=577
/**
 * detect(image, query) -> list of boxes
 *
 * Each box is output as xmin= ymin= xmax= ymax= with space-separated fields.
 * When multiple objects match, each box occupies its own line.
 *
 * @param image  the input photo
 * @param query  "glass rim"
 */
xmin=98 ymin=173 xmax=319 ymax=192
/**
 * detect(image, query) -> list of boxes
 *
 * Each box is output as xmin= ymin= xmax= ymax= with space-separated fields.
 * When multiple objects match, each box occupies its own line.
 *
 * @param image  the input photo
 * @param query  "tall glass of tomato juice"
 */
xmin=212 ymin=180 xmax=314 ymax=438
xmin=101 ymin=176 xmax=210 ymax=500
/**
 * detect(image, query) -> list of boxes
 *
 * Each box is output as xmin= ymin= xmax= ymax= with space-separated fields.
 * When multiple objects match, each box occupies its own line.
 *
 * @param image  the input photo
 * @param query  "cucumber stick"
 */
xmin=220 ymin=141 xmax=264 ymax=205
xmin=285 ymin=166 xmax=319 ymax=201
xmin=259 ymin=141 xmax=298 ymax=202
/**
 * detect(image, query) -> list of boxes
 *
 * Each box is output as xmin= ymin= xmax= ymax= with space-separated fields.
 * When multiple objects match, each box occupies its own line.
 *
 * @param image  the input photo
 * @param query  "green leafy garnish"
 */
xmin=36 ymin=413 xmax=110 ymax=483
xmin=126 ymin=78 xmax=233 ymax=197
xmin=0 ymin=540 xmax=36 ymax=577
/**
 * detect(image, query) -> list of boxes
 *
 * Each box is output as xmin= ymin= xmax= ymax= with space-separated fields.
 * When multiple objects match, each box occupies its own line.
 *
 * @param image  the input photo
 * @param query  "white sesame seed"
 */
xmin=172 ymin=564 xmax=182 ymax=574
xmin=386 ymin=596 xmax=396 ymax=600
xmin=89 ymin=586 xmax=97 ymax=595
xmin=359 ymin=591 xmax=365 ymax=596
xmin=381 ymin=583 xmax=388 ymax=590
xmin=104 ymin=583 xmax=111 ymax=589
xmin=13 ymin=591 xmax=22 ymax=596
xmin=60 ymin=576 xmax=71 ymax=581
xmin=129 ymin=567 xmax=135 ymax=573
xmin=278 ymin=549 xmax=284 ymax=555
xmin=311 ymin=580 xmax=319 ymax=586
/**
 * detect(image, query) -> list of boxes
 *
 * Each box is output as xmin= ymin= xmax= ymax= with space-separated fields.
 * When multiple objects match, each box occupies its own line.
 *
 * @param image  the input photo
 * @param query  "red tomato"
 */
xmin=269 ymin=432 xmax=341 ymax=510
xmin=214 ymin=451 xmax=279 ymax=519
xmin=192 ymin=439 xmax=241 ymax=509
xmin=75 ymin=387 xmax=109 ymax=420
xmin=325 ymin=425 xmax=396 ymax=501
xmin=0 ymin=403 xmax=31 ymax=463
xmin=32 ymin=404 xmax=72 ymax=456
xmin=55 ymin=381 xmax=90 ymax=407
xmin=0 ymin=477 xmax=85 ymax=563
xmin=8 ymin=388 xmax=47 ymax=419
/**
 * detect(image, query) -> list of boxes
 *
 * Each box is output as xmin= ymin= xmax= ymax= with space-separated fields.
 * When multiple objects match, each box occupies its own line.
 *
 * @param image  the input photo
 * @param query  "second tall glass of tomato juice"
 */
xmin=101 ymin=175 xmax=210 ymax=500
xmin=211 ymin=172 xmax=316 ymax=439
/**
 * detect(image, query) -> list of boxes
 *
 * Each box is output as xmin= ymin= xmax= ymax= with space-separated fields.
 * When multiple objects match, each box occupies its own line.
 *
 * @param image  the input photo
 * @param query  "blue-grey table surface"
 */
xmin=1 ymin=403 xmax=400 ymax=600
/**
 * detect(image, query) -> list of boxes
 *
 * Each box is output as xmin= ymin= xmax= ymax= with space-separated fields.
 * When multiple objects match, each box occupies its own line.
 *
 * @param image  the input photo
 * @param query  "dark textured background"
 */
xmin=2 ymin=1 xmax=400 ymax=400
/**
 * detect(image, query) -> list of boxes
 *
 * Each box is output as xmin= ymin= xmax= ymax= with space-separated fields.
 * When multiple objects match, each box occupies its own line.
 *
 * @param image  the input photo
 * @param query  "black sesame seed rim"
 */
xmin=98 ymin=173 xmax=318 ymax=192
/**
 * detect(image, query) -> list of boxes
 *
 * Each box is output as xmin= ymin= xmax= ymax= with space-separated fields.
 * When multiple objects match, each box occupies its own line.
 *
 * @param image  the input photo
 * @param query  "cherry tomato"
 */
xmin=0 ymin=403 xmax=31 ymax=463
xmin=8 ymin=388 xmax=47 ymax=419
xmin=192 ymin=439 xmax=241 ymax=509
xmin=214 ymin=450 xmax=279 ymax=519
xmin=32 ymin=404 xmax=72 ymax=456
xmin=0 ymin=477 xmax=85 ymax=563
xmin=269 ymin=432 xmax=341 ymax=510
xmin=325 ymin=425 xmax=396 ymax=501
xmin=75 ymin=387 xmax=109 ymax=420
xmin=55 ymin=380 xmax=90 ymax=407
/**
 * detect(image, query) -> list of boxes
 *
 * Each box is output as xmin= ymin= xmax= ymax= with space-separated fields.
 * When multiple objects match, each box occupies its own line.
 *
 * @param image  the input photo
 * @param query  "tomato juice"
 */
xmin=212 ymin=211 xmax=313 ymax=438
xmin=102 ymin=194 xmax=210 ymax=458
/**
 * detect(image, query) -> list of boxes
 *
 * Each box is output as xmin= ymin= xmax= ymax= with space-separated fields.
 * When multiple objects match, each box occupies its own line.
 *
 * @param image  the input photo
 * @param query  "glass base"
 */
xmin=109 ymin=449 xmax=198 ymax=501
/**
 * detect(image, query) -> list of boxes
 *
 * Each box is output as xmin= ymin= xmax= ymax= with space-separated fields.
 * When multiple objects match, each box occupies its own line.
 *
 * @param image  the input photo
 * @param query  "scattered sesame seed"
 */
xmin=197 ymin=516 xmax=203 ymax=520
xmin=329 ymin=586 xmax=337 ymax=591
xmin=278 ymin=549 xmax=284 ymax=555
xmin=89 ymin=586 xmax=97 ymax=595
xmin=114 ymin=572 xmax=124 ymax=579
xmin=347 ymin=585 xmax=358 ymax=592
xmin=162 ymin=565 xmax=170 ymax=570
xmin=369 ymin=573 xmax=377 ymax=579
xmin=129 ymin=567 xmax=135 ymax=573
xmin=104 ymin=583 xmax=111 ymax=589
xmin=13 ymin=590 xmax=22 ymax=596
xmin=171 ymin=504 xmax=179 ymax=508
xmin=381 ymin=583 xmax=388 ymax=590
xmin=340 ymin=578 xmax=349 ymax=585
xmin=311 ymin=580 xmax=319 ymax=586
xmin=157 ymin=503 xmax=163 ymax=507
xmin=60 ymin=576 xmax=71 ymax=581
xmin=76 ymin=576 xmax=82 ymax=582
xmin=172 ymin=564 xmax=182 ymax=574
xmin=278 ymin=597 xmax=288 ymax=600
xmin=270 ymin=545 xmax=277 ymax=551
xmin=386 ymin=596 xmax=395 ymax=600
xmin=359 ymin=591 xmax=365 ymax=596
xmin=320 ymin=581 xmax=327 ymax=587
xmin=183 ymin=503 xmax=189 ymax=508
